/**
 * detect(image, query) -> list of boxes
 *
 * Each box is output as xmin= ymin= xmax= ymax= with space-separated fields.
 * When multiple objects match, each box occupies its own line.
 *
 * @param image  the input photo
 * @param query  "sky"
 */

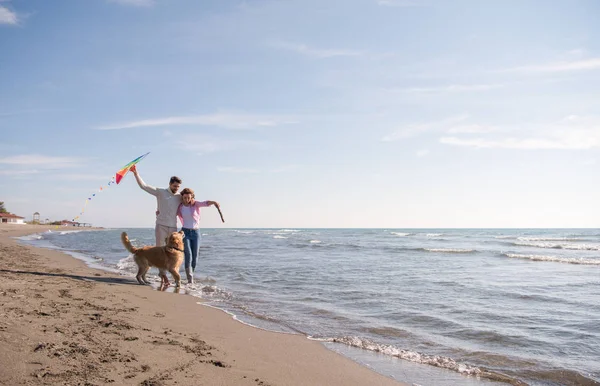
xmin=1 ymin=0 xmax=600 ymax=228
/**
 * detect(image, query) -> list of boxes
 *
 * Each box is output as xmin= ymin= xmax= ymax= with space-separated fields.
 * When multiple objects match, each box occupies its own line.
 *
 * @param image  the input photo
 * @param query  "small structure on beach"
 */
xmin=32 ymin=212 xmax=40 ymax=224
xmin=0 ymin=213 xmax=26 ymax=225
xmin=60 ymin=220 xmax=92 ymax=227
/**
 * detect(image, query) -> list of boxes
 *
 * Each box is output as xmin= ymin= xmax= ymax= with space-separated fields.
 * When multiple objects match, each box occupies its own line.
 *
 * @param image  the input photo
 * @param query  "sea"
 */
xmin=17 ymin=228 xmax=600 ymax=386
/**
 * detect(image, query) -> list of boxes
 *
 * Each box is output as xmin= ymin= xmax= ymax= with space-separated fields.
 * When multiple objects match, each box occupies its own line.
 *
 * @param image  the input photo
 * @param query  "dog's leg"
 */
xmin=136 ymin=263 xmax=146 ymax=285
xmin=169 ymin=268 xmax=182 ymax=288
xmin=141 ymin=266 xmax=151 ymax=284
xmin=159 ymin=269 xmax=170 ymax=287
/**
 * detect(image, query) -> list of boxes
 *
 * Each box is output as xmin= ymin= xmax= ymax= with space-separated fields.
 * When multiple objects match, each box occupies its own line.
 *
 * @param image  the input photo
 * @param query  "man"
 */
xmin=130 ymin=165 xmax=182 ymax=246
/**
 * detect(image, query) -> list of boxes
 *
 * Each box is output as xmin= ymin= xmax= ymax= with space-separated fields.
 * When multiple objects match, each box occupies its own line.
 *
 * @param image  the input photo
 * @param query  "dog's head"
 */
xmin=165 ymin=231 xmax=185 ymax=251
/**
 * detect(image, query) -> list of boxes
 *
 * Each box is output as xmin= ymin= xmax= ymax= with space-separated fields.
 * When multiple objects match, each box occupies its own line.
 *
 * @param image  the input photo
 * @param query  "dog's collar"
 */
xmin=166 ymin=246 xmax=184 ymax=252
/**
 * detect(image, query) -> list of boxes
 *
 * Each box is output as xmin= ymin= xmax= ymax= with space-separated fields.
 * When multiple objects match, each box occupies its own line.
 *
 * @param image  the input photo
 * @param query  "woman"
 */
xmin=176 ymin=187 xmax=220 ymax=284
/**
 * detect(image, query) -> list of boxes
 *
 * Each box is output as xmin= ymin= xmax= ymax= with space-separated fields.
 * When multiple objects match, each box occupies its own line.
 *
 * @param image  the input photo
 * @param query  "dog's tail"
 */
xmin=121 ymin=232 xmax=138 ymax=254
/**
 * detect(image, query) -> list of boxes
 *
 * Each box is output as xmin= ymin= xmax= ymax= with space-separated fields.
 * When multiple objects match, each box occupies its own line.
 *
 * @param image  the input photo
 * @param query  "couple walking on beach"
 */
xmin=129 ymin=165 xmax=221 ymax=284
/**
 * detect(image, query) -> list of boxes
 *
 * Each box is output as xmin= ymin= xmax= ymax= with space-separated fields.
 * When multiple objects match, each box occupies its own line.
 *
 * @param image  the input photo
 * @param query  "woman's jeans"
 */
xmin=182 ymin=228 xmax=201 ymax=271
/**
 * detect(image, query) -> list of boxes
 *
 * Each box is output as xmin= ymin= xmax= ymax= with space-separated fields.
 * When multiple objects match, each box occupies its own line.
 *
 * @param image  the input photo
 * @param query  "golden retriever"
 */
xmin=121 ymin=231 xmax=185 ymax=288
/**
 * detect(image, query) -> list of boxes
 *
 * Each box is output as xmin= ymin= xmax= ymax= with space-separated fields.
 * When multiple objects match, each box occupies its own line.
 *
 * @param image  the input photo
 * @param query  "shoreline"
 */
xmin=0 ymin=224 xmax=407 ymax=385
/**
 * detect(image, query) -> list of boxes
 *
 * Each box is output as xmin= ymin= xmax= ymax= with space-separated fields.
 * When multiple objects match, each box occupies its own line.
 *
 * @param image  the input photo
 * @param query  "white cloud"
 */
xmin=377 ymin=0 xmax=427 ymax=6
xmin=416 ymin=149 xmax=429 ymax=157
xmin=107 ymin=0 xmax=154 ymax=7
xmin=0 ymin=169 xmax=40 ymax=176
xmin=217 ymin=167 xmax=259 ymax=173
xmin=52 ymin=173 xmax=113 ymax=181
xmin=440 ymin=115 xmax=600 ymax=150
xmin=0 ymin=5 xmax=18 ymax=25
xmin=175 ymin=134 xmax=265 ymax=155
xmin=439 ymin=137 xmax=588 ymax=150
xmin=95 ymin=112 xmax=298 ymax=130
xmin=382 ymin=114 xmax=469 ymax=141
xmin=393 ymin=84 xmax=504 ymax=94
xmin=269 ymin=41 xmax=363 ymax=58
xmin=447 ymin=124 xmax=498 ymax=134
xmin=505 ymin=58 xmax=600 ymax=73
xmin=0 ymin=154 xmax=86 ymax=168
xmin=270 ymin=164 xmax=300 ymax=173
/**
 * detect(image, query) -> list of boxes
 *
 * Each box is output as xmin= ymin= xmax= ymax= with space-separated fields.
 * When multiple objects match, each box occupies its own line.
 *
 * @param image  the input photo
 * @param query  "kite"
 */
xmin=115 ymin=152 xmax=150 ymax=184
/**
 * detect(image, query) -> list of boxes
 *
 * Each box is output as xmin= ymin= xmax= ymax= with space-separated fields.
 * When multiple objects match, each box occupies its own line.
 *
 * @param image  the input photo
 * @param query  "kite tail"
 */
xmin=121 ymin=232 xmax=138 ymax=254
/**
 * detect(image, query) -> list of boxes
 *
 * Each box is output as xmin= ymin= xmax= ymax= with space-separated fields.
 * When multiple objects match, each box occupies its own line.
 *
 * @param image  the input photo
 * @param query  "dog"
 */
xmin=121 ymin=231 xmax=185 ymax=288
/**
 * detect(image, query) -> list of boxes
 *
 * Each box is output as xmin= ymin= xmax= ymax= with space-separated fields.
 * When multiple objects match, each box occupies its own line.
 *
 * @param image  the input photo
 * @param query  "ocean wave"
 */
xmin=116 ymin=255 xmax=137 ymax=271
xmin=425 ymin=233 xmax=443 ymax=237
xmin=18 ymin=233 xmax=45 ymax=241
xmin=504 ymin=253 xmax=600 ymax=265
xmin=423 ymin=248 xmax=475 ymax=253
xmin=321 ymin=336 xmax=492 ymax=377
xmin=517 ymin=236 xmax=585 ymax=242
xmin=309 ymin=240 xmax=321 ymax=244
xmin=391 ymin=232 xmax=414 ymax=237
xmin=273 ymin=235 xmax=288 ymax=239
xmin=514 ymin=241 xmax=600 ymax=251
xmin=494 ymin=235 xmax=515 ymax=239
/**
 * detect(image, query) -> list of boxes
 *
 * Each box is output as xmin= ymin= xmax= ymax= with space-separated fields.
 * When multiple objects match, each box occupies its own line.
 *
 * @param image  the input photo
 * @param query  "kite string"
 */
xmin=72 ymin=175 xmax=116 ymax=221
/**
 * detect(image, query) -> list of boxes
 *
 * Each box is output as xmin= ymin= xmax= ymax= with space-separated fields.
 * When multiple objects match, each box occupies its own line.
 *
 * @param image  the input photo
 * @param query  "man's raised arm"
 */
xmin=130 ymin=165 xmax=158 ymax=196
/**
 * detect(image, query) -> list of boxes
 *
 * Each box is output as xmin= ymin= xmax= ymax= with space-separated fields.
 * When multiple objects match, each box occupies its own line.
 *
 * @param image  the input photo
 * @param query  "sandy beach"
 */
xmin=0 ymin=225 xmax=406 ymax=386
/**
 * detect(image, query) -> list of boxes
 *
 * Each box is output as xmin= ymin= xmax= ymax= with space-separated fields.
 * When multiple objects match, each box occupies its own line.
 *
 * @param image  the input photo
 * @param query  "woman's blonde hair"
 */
xmin=180 ymin=187 xmax=195 ymax=198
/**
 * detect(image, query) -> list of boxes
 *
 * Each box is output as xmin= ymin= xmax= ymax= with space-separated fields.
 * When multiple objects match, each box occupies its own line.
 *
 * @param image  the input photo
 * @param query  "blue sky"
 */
xmin=1 ymin=0 xmax=599 ymax=228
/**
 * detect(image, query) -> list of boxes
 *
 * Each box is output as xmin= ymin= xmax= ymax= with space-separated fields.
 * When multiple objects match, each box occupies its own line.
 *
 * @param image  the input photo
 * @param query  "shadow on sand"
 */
xmin=0 ymin=269 xmax=136 ymax=285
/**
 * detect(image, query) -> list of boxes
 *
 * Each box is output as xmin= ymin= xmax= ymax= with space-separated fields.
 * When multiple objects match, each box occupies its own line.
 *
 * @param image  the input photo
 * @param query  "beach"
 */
xmin=0 ymin=225 xmax=406 ymax=386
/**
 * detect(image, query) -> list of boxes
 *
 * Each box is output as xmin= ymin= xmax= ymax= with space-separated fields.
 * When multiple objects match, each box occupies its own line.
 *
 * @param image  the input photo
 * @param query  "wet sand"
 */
xmin=0 ymin=224 xmax=406 ymax=386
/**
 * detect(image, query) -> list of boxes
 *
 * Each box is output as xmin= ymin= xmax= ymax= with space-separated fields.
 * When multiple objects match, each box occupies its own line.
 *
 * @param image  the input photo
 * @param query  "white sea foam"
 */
xmin=514 ymin=241 xmax=600 ymax=251
xmin=517 ymin=236 xmax=584 ymax=242
xmin=116 ymin=255 xmax=137 ymax=271
xmin=426 ymin=233 xmax=443 ymax=237
xmin=310 ymin=240 xmax=321 ymax=244
xmin=280 ymin=229 xmax=300 ymax=232
xmin=322 ymin=336 xmax=482 ymax=376
xmin=504 ymin=253 xmax=600 ymax=265
xmin=59 ymin=230 xmax=83 ymax=235
xmin=424 ymin=248 xmax=474 ymax=253
xmin=391 ymin=232 xmax=413 ymax=237
xmin=273 ymin=235 xmax=288 ymax=239
xmin=494 ymin=235 xmax=514 ymax=239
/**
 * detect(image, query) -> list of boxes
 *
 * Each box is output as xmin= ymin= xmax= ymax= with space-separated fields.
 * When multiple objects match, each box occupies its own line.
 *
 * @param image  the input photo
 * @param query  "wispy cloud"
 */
xmin=270 ymin=40 xmax=363 ymax=58
xmin=95 ymin=112 xmax=298 ymax=130
xmin=392 ymin=83 xmax=504 ymax=94
xmin=0 ymin=4 xmax=18 ymax=25
xmin=52 ymin=173 xmax=113 ymax=181
xmin=416 ymin=149 xmax=430 ymax=157
xmin=217 ymin=167 xmax=259 ymax=173
xmin=176 ymin=134 xmax=266 ymax=155
xmin=107 ymin=0 xmax=154 ymax=7
xmin=0 ymin=154 xmax=86 ymax=168
xmin=270 ymin=164 xmax=300 ymax=173
xmin=440 ymin=115 xmax=600 ymax=150
xmin=447 ymin=124 xmax=498 ymax=134
xmin=504 ymin=58 xmax=600 ymax=73
xmin=376 ymin=0 xmax=427 ymax=7
xmin=381 ymin=114 xmax=469 ymax=141
xmin=0 ymin=169 xmax=40 ymax=176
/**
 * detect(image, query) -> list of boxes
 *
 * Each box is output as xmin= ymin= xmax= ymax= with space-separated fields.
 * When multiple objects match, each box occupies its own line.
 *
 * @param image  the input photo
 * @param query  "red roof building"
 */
xmin=0 ymin=213 xmax=26 ymax=224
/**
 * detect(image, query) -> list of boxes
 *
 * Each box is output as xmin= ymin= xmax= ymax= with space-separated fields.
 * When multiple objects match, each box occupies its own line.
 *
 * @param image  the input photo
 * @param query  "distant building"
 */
xmin=0 ymin=213 xmax=26 ymax=224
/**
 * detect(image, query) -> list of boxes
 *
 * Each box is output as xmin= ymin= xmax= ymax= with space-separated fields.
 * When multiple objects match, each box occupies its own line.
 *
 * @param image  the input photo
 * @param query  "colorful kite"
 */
xmin=115 ymin=152 xmax=150 ymax=184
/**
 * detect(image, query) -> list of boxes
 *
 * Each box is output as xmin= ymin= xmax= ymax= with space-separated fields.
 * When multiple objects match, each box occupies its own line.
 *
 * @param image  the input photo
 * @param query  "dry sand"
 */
xmin=0 ymin=224 xmax=407 ymax=386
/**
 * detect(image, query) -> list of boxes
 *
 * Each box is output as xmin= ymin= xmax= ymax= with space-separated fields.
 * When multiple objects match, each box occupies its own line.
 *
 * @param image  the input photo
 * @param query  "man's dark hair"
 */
xmin=170 ymin=176 xmax=182 ymax=184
